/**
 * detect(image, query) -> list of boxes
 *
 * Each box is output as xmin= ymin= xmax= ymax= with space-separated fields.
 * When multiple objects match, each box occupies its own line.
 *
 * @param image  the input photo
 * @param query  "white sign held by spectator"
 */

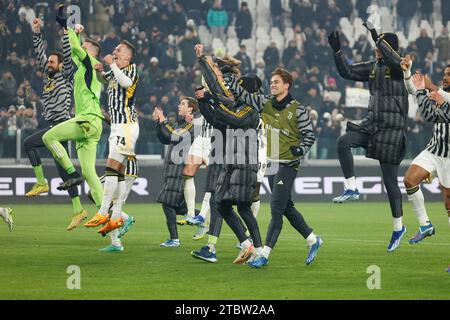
xmin=67 ymin=5 xmax=81 ymax=29
xmin=345 ymin=87 xmax=370 ymax=108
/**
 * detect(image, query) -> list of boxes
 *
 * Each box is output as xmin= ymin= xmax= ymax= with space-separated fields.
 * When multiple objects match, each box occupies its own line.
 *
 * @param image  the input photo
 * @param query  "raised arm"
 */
xmin=224 ymin=74 xmax=269 ymax=112
xmin=412 ymin=73 xmax=450 ymax=122
xmin=197 ymin=56 xmax=231 ymax=98
xmin=333 ymin=52 xmax=373 ymax=82
xmin=61 ymin=31 xmax=74 ymax=80
xmin=416 ymin=90 xmax=450 ymax=122
xmin=376 ymin=35 xmax=402 ymax=71
xmin=32 ymin=19 xmax=47 ymax=74
xmin=401 ymin=55 xmax=416 ymax=94
xmin=68 ymin=27 xmax=87 ymax=62
xmin=328 ymin=30 xmax=372 ymax=82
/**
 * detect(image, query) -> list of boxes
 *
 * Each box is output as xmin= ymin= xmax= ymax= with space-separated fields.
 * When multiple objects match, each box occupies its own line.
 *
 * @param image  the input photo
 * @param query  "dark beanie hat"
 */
xmin=381 ymin=32 xmax=399 ymax=51
xmin=239 ymin=75 xmax=262 ymax=93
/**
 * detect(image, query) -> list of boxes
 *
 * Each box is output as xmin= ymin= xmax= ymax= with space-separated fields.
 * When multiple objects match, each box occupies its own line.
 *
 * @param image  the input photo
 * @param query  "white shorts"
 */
xmin=108 ymin=123 xmax=139 ymax=163
xmin=411 ymin=149 xmax=450 ymax=188
xmin=257 ymin=135 xmax=267 ymax=183
xmin=188 ymin=136 xmax=211 ymax=165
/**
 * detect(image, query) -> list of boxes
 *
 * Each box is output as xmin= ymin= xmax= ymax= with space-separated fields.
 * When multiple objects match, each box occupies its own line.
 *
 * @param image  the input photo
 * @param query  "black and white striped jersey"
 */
xmin=125 ymin=156 xmax=138 ymax=177
xmin=416 ymin=89 xmax=450 ymax=157
xmin=104 ymin=63 xmax=139 ymax=124
xmin=193 ymin=113 xmax=214 ymax=139
xmin=33 ymin=32 xmax=73 ymax=123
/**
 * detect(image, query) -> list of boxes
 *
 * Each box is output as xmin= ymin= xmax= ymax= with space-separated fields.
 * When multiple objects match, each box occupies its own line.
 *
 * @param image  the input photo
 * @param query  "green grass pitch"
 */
xmin=0 ymin=202 xmax=449 ymax=300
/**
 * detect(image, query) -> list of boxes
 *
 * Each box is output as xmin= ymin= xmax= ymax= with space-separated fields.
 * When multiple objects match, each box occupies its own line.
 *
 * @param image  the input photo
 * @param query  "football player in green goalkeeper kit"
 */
xmin=42 ymin=6 xmax=104 ymax=227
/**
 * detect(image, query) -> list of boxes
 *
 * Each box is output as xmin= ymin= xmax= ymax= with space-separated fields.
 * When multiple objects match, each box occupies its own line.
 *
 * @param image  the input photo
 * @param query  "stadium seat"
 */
xmin=339 ymin=17 xmax=351 ymax=29
xmin=256 ymin=37 xmax=270 ymax=50
xmin=227 ymin=38 xmax=239 ymax=48
xmin=340 ymin=27 xmax=354 ymax=46
xmin=396 ymin=31 xmax=408 ymax=49
xmin=246 ymin=0 xmax=257 ymax=13
xmin=256 ymin=26 xmax=270 ymax=39
xmin=198 ymin=25 xmax=212 ymax=44
xmin=284 ymin=27 xmax=294 ymax=42
xmin=407 ymin=22 xmax=420 ymax=43
xmin=380 ymin=7 xmax=394 ymax=31
xmin=419 ymin=20 xmax=434 ymax=38
xmin=433 ymin=20 xmax=443 ymax=38
xmin=211 ymin=38 xmax=225 ymax=54
xmin=227 ymin=27 xmax=237 ymax=39
xmin=270 ymin=27 xmax=282 ymax=38
xmin=354 ymin=17 xmax=364 ymax=30
xmin=272 ymin=36 xmax=284 ymax=52
xmin=354 ymin=24 xmax=366 ymax=40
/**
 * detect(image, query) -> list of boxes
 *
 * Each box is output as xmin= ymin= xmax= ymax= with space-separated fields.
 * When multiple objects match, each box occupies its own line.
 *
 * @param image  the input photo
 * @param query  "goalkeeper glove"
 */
xmin=290 ymin=146 xmax=304 ymax=157
xmin=327 ymin=31 xmax=341 ymax=53
xmin=56 ymin=4 xmax=68 ymax=29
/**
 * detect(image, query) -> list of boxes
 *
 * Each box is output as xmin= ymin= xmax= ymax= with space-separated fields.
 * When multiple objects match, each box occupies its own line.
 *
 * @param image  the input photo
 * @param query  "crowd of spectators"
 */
xmin=1 ymin=0 xmax=449 ymax=160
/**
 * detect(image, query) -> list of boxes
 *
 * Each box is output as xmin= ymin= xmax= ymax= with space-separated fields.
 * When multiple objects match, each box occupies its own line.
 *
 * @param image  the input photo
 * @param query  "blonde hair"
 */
xmin=221 ymin=55 xmax=241 ymax=76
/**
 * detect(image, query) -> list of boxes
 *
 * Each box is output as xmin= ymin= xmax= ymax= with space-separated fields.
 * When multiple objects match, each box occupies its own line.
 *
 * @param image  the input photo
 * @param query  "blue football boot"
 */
xmin=332 ymin=189 xmax=360 ymax=203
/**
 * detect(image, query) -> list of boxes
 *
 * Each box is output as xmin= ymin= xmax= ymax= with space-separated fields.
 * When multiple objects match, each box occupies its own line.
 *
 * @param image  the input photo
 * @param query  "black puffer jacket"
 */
xmin=199 ymin=92 xmax=259 ymax=203
xmin=333 ymin=37 xmax=409 ymax=164
xmin=156 ymin=118 xmax=194 ymax=207
xmin=197 ymin=55 xmax=260 ymax=202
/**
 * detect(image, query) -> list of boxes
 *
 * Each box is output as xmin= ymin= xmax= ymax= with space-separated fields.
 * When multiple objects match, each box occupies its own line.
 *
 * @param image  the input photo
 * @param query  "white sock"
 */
xmin=251 ymin=200 xmax=261 ymax=218
xmin=199 ymin=192 xmax=211 ymax=219
xmin=255 ymin=246 xmax=262 ymax=255
xmin=111 ymin=211 xmax=121 ymax=220
xmin=241 ymin=238 xmax=252 ymax=249
xmin=393 ymin=217 xmax=403 ymax=231
xmin=0 ymin=208 xmax=6 ymax=221
xmin=205 ymin=206 xmax=211 ymax=226
xmin=111 ymin=180 xmax=126 ymax=217
xmin=208 ymin=243 xmax=216 ymax=252
xmin=99 ymin=175 xmax=118 ymax=215
xmin=110 ymin=229 xmax=121 ymax=247
xmin=184 ymin=177 xmax=196 ymax=217
xmin=344 ymin=176 xmax=356 ymax=191
xmin=120 ymin=210 xmax=130 ymax=221
xmin=306 ymin=232 xmax=317 ymax=247
xmin=407 ymin=187 xmax=430 ymax=226
xmin=261 ymin=246 xmax=272 ymax=258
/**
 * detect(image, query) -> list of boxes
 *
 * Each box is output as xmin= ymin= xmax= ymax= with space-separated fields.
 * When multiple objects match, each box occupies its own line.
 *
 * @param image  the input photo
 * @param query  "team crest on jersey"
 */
xmin=287 ymin=111 xmax=293 ymax=120
xmin=44 ymin=82 xmax=56 ymax=93
xmin=108 ymin=80 xmax=117 ymax=90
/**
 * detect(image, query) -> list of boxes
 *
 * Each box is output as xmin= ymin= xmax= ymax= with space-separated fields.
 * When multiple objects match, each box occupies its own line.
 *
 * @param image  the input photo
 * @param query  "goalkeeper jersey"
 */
xmin=68 ymin=28 xmax=103 ymax=119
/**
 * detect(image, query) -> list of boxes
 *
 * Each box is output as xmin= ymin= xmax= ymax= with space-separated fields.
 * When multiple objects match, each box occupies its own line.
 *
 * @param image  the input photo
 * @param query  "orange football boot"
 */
xmin=97 ymin=217 xmax=124 ymax=237
xmin=84 ymin=213 xmax=110 ymax=228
